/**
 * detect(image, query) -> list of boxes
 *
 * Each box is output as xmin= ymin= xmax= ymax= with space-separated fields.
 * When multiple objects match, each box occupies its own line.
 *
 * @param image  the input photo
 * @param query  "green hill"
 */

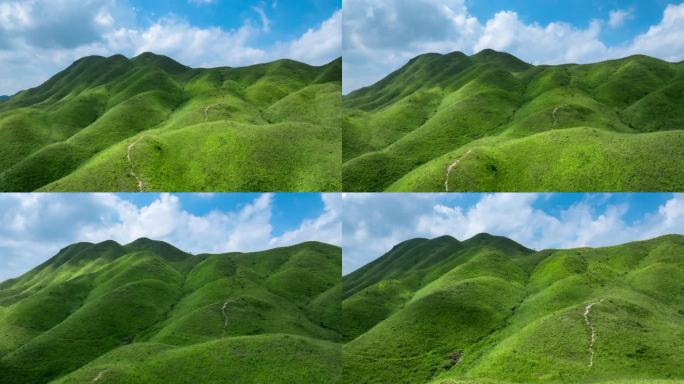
xmin=0 ymin=53 xmax=341 ymax=192
xmin=342 ymin=50 xmax=684 ymax=191
xmin=343 ymin=234 xmax=684 ymax=384
xmin=0 ymin=239 xmax=342 ymax=383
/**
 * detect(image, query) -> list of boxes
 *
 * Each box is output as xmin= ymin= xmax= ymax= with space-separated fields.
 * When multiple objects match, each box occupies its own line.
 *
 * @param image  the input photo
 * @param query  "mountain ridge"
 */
xmin=0 ymin=52 xmax=342 ymax=192
xmin=342 ymin=49 xmax=684 ymax=191
xmin=343 ymin=233 xmax=684 ymax=384
xmin=0 ymin=239 xmax=342 ymax=383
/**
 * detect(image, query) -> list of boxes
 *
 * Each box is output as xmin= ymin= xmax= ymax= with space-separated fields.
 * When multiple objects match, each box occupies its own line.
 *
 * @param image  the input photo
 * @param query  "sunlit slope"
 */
xmin=0 ymin=239 xmax=342 ymax=384
xmin=0 ymin=54 xmax=342 ymax=192
xmin=342 ymin=50 xmax=684 ymax=191
xmin=342 ymin=234 xmax=684 ymax=384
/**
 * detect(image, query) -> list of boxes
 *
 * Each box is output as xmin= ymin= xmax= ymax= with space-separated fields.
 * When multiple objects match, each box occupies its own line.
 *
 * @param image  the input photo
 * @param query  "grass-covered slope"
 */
xmin=0 ymin=53 xmax=341 ymax=192
xmin=343 ymin=234 xmax=684 ymax=384
xmin=342 ymin=50 xmax=684 ymax=191
xmin=0 ymin=239 xmax=342 ymax=384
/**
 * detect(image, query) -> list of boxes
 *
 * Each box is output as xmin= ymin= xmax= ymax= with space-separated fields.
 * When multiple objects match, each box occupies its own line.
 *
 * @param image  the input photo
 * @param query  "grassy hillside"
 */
xmin=0 ymin=53 xmax=341 ymax=192
xmin=342 ymin=50 xmax=684 ymax=191
xmin=343 ymin=234 xmax=684 ymax=384
xmin=0 ymin=239 xmax=342 ymax=383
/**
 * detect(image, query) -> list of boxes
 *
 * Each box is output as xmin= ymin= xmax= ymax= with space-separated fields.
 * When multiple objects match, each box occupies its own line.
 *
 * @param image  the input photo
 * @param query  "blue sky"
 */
xmin=342 ymin=193 xmax=684 ymax=274
xmin=0 ymin=193 xmax=340 ymax=281
xmin=129 ymin=0 xmax=340 ymax=48
xmin=343 ymin=0 xmax=684 ymax=92
xmin=0 ymin=0 xmax=341 ymax=95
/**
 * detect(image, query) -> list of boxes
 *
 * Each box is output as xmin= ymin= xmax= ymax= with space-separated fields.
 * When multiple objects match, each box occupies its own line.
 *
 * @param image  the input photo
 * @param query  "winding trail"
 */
xmin=552 ymin=105 xmax=564 ymax=128
xmin=444 ymin=150 xmax=473 ymax=192
xmin=221 ymin=300 xmax=230 ymax=336
xmin=92 ymin=369 xmax=108 ymax=383
xmin=583 ymin=299 xmax=604 ymax=368
xmin=204 ymin=104 xmax=217 ymax=122
xmin=127 ymin=136 xmax=145 ymax=192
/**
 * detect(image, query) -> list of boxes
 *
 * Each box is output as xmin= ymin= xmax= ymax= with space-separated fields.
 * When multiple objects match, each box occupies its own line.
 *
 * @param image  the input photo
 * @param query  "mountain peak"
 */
xmin=471 ymin=49 xmax=532 ymax=71
xmin=131 ymin=52 xmax=188 ymax=73
xmin=470 ymin=232 xmax=495 ymax=240
xmin=431 ymin=234 xmax=459 ymax=243
xmin=463 ymin=233 xmax=533 ymax=254
xmin=124 ymin=238 xmax=190 ymax=261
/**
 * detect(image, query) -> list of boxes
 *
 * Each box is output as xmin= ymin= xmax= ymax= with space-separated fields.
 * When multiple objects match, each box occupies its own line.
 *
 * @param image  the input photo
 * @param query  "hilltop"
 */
xmin=0 ymin=53 xmax=342 ymax=192
xmin=0 ymin=239 xmax=342 ymax=383
xmin=343 ymin=233 xmax=684 ymax=383
xmin=342 ymin=50 xmax=684 ymax=191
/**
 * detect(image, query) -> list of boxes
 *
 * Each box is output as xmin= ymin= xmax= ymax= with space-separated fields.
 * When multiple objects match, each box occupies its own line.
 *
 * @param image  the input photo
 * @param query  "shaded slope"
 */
xmin=343 ymin=234 xmax=684 ymax=384
xmin=0 ymin=54 xmax=341 ymax=192
xmin=0 ymin=240 xmax=341 ymax=384
xmin=342 ymin=50 xmax=684 ymax=191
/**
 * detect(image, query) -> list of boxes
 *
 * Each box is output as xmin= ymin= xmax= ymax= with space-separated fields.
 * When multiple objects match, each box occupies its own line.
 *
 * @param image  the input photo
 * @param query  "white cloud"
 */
xmin=342 ymin=194 xmax=684 ymax=274
xmin=0 ymin=0 xmax=340 ymax=95
xmin=0 ymin=193 xmax=340 ymax=282
xmin=608 ymin=8 xmax=633 ymax=28
xmin=474 ymin=12 xmax=606 ymax=64
xmin=343 ymin=1 xmax=684 ymax=93
xmin=271 ymin=193 xmax=342 ymax=247
xmin=252 ymin=3 xmax=271 ymax=33
xmin=619 ymin=3 xmax=684 ymax=61
xmin=276 ymin=10 xmax=341 ymax=65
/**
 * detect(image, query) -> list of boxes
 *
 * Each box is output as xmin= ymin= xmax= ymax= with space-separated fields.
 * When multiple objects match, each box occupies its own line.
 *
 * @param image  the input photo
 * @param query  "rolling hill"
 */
xmin=0 ymin=53 xmax=341 ymax=192
xmin=342 ymin=50 xmax=684 ymax=191
xmin=343 ymin=233 xmax=684 ymax=384
xmin=0 ymin=239 xmax=342 ymax=384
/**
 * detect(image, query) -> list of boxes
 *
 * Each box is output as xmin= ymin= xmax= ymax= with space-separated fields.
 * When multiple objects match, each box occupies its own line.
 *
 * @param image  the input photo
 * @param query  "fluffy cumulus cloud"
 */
xmin=0 ymin=193 xmax=341 ymax=281
xmin=0 ymin=0 xmax=341 ymax=95
xmin=620 ymin=3 xmax=684 ymax=61
xmin=275 ymin=10 xmax=342 ymax=66
xmin=343 ymin=0 xmax=684 ymax=92
xmin=342 ymin=193 xmax=684 ymax=274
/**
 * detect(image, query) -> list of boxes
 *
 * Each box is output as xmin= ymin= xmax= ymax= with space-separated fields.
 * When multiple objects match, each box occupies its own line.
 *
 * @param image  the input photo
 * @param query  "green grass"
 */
xmin=0 ymin=54 xmax=341 ymax=192
xmin=0 ymin=239 xmax=341 ymax=383
xmin=343 ymin=234 xmax=684 ymax=384
xmin=343 ymin=50 xmax=684 ymax=191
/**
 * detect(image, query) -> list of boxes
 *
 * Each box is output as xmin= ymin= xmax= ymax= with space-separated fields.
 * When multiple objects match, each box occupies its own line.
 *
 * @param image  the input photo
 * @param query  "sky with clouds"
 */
xmin=0 ymin=193 xmax=341 ymax=281
xmin=343 ymin=0 xmax=684 ymax=93
xmin=342 ymin=193 xmax=684 ymax=274
xmin=0 ymin=0 xmax=341 ymax=95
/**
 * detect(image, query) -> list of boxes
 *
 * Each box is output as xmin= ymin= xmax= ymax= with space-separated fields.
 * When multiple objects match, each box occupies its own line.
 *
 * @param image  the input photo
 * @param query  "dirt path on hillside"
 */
xmin=204 ymin=104 xmax=217 ymax=122
xmin=127 ymin=136 xmax=145 ymax=192
xmin=583 ymin=299 xmax=604 ymax=368
xmin=445 ymin=149 xmax=473 ymax=192
xmin=552 ymin=105 xmax=564 ymax=128
xmin=92 ymin=369 xmax=108 ymax=382
xmin=221 ymin=300 xmax=230 ymax=336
